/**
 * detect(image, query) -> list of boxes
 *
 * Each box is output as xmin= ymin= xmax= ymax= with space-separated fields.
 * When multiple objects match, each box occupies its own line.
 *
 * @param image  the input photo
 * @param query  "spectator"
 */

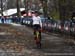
xmin=1 ymin=16 xmax=4 ymax=23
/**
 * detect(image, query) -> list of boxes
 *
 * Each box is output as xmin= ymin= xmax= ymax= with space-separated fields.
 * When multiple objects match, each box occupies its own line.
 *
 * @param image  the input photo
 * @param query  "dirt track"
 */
xmin=0 ymin=24 xmax=75 ymax=56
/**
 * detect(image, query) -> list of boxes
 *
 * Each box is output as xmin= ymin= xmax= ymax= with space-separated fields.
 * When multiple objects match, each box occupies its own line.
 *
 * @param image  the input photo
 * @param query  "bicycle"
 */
xmin=34 ymin=29 xmax=41 ymax=48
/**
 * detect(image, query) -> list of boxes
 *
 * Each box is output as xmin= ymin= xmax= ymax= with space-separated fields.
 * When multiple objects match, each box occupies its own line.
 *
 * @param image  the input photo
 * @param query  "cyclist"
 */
xmin=32 ymin=11 xmax=42 ymax=48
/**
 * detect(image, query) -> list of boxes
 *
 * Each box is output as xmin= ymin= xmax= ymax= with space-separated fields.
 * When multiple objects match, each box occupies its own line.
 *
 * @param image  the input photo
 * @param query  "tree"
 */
xmin=58 ymin=0 xmax=75 ymax=20
xmin=40 ymin=0 xmax=48 ymax=17
xmin=16 ymin=0 xmax=21 ymax=18
xmin=7 ymin=0 xmax=16 ymax=9
xmin=1 ymin=0 xmax=3 ymax=16
xmin=24 ymin=0 xmax=28 ymax=14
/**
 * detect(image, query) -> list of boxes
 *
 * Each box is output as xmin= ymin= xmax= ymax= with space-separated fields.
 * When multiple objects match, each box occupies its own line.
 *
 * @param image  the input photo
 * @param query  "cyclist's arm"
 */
xmin=40 ymin=20 xmax=42 ymax=28
xmin=38 ymin=16 xmax=42 ymax=28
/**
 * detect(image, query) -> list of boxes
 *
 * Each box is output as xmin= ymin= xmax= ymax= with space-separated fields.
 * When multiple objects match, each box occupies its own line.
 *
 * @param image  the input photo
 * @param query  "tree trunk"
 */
xmin=40 ymin=0 xmax=48 ymax=17
xmin=16 ymin=0 xmax=21 ymax=18
xmin=1 ymin=0 xmax=3 ymax=16
xmin=24 ymin=0 xmax=28 ymax=16
xmin=43 ymin=0 xmax=48 ymax=17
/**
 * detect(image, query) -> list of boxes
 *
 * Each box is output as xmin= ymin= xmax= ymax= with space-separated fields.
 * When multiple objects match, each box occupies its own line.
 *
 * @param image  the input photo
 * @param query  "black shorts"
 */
xmin=33 ymin=24 xmax=41 ymax=31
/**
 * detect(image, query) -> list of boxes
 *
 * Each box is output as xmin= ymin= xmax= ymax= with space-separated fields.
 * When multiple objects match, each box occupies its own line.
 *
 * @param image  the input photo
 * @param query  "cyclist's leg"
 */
xmin=39 ymin=30 xmax=41 ymax=40
xmin=38 ymin=25 xmax=41 ymax=41
xmin=37 ymin=25 xmax=41 ymax=48
xmin=33 ymin=25 xmax=35 ymax=34
xmin=33 ymin=25 xmax=37 ymax=40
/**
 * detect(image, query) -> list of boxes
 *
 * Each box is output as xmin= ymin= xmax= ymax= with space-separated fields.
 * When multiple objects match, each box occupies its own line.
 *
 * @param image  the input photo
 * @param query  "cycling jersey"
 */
xmin=32 ymin=15 xmax=42 ymax=28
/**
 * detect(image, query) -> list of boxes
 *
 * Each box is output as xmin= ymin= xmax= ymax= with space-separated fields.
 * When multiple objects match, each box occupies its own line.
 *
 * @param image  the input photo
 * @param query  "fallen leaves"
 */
xmin=0 ymin=41 xmax=25 ymax=52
